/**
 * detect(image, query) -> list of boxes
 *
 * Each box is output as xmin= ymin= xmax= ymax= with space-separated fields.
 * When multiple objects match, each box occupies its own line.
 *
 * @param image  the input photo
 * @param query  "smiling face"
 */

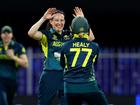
xmin=50 ymin=13 xmax=65 ymax=33
xmin=1 ymin=32 xmax=13 ymax=44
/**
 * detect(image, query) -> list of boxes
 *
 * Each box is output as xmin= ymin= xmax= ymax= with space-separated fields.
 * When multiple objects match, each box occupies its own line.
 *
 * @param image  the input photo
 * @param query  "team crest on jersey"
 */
xmin=52 ymin=35 xmax=58 ymax=40
xmin=64 ymin=35 xmax=70 ymax=40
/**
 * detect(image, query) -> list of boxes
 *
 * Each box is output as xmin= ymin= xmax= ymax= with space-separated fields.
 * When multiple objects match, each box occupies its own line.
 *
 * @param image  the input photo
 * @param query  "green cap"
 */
xmin=71 ymin=16 xmax=89 ymax=34
xmin=1 ymin=25 xmax=13 ymax=33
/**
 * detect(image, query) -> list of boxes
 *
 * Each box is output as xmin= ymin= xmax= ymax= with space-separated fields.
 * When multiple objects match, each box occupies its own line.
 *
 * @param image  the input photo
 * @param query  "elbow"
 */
xmin=28 ymin=30 xmax=34 ymax=38
xmin=22 ymin=61 xmax=29 ymax=69
xmin=25 ymin=63 xmax=29 ymax=69
xmin=25 ymin=61 xmax=29 ymax=68
xmin=91 ymin=37 xmax=95 ymax=41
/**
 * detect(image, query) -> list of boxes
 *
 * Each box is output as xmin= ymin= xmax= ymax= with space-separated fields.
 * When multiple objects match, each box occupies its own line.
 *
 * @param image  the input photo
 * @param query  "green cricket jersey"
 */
xmin=0 ymin=40 xmax=26 ymax=80
xmin=40 ymin=28 xmax=72 ymax=71
xmin=61 ymin=34 xmax=99 ymax=93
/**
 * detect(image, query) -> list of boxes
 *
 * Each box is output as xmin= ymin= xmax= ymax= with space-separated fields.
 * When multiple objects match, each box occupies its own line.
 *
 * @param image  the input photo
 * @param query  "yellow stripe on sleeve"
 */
xmin=40 ymin=34 xmax=48 ymax=58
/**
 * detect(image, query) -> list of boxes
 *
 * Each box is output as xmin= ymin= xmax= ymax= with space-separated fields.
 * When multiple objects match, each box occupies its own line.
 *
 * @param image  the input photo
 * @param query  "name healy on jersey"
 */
xmin=73 ymin=42 xmax=90 ymax=47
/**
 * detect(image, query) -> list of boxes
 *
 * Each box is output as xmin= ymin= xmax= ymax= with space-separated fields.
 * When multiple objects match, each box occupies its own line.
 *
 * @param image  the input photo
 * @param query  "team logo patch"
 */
xmin=64 ymin=35 xmax=70 ymax=40
xmin=52 ymin=35 xmax=58 ymax=40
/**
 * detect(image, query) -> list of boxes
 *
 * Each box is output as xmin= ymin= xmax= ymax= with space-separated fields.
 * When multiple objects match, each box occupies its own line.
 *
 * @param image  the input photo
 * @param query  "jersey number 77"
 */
xmin=70 ymin=48 xmax=92 ymax=67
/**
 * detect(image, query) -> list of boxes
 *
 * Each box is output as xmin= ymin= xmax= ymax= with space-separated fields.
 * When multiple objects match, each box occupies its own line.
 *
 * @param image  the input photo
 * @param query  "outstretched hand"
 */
xmin=43 ymin=8 xmax=57 ymax=20
xmin=73 ymin=7 xmax=84 ymax=17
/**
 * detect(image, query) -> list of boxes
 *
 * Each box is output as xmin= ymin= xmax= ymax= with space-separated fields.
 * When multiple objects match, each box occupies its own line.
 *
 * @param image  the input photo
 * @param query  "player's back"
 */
xmin=62 ymin=38 xmax=99 ymax=83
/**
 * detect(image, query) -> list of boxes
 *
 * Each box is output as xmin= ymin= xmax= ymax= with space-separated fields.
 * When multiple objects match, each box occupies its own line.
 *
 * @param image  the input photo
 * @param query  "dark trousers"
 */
xmin=38 ymin=70 xmax=66 ymax=105
xmin=0 ymin=77 xmax=17 ymax=105
xmin=65 ymin=91 xmax=108 ymax=105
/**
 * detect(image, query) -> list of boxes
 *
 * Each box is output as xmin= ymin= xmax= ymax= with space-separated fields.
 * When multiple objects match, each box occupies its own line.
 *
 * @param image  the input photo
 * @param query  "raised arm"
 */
xmin=28 ymin=8 xmax=57 ymax=40
xmin=73 ymin=7 xmax=95 ymax=41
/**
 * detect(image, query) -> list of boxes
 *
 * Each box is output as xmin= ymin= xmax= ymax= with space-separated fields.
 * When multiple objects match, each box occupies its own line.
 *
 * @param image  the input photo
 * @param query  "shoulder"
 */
xmin=14 ymin=41 xmax=26 ymax=54
xmin=90 ymin=41 xmax=99 ymax=47
xmin=64 ymin=39 xmax=74 ymax=46
xmin=62 ymin=40 xmax=73 ymax=51
xmin=40 ymin=30 xmax=51 ymax=43
xmin=40 ymin=30 xmax=51 ymax=38
xmin=13 ymin=41 xmax=25 ymax=49
xmin=40 ymin=29 xmax=48 ymax=35
xmin=89 ymin=41 xmax=99 ymax=51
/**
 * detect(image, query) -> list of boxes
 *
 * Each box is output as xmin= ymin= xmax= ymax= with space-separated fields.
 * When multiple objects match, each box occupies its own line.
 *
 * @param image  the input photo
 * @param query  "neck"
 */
xmin=55 ymin=29 xmax=62 ymax=35
xmin=58 ymin=31 xmax=62 ymax=34
xmin=51 ymin=28 xmax=62 ymax=35
xmin=3 ymin=41 xmax=10 ymax=47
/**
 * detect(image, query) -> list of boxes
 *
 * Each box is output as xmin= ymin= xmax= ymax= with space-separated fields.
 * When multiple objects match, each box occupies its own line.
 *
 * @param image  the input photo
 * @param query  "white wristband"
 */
xmin=40 ymin=17 xmax=46 ymax=23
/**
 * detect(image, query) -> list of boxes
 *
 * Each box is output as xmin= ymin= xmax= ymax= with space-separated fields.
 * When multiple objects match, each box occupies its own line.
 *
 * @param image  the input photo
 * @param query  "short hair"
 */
xmin=71 ymin=16 xmax=89 ymax=34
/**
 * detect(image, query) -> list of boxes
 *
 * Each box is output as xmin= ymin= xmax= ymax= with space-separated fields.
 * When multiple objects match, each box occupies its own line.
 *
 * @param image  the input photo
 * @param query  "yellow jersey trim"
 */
xmin=40 ymin=34 xmax=48 ymax=58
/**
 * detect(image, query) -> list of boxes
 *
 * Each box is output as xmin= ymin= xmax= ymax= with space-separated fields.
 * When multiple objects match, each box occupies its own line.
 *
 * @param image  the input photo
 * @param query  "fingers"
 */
xmin=72 ymin=14 xmax=76 ymax=17
xmin=74 ymin=7 xmax=82 ymax=13
xmin=73 ymin=9 xmax=77 ymax=15
xmin=47 ymin=8 xmax=57 ymax=14
xmin=49 ymin=8 xmax=57 ymax=13
xmin=43 ymin=8 xmax=57 ymax=20
xmin=75 ymin=7 xmax=80 ymax=12
xmin=73 ymin=7 xmax=79 ymax=17
xmin=73 ymin=6 xmax=84 ymax=17
xmin=79 ymin=8 xmax=83 ymax=12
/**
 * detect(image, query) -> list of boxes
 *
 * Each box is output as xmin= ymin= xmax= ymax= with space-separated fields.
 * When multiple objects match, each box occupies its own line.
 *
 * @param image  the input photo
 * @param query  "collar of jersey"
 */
xmin=73 ymin=34 xmax=88 ymax=39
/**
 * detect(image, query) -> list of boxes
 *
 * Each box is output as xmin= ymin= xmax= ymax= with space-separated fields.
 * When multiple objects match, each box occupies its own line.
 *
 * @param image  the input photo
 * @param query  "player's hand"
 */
xmin=73 ymin=7 xmax=84 ymax=17
xmin=6 ymin=49 xmax=15 ymax=60
xmin=43 ymin=8 xmax=57 ymax=20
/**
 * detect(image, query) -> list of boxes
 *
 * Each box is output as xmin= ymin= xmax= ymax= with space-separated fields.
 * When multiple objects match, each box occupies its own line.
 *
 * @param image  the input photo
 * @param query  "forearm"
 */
xmin=28 ymin=17 xmax=46 ymax=37
xmin=88 ymin=28 xmax=95 ymax=41
xmin=13 ymin=56 xmax=28 ymax=68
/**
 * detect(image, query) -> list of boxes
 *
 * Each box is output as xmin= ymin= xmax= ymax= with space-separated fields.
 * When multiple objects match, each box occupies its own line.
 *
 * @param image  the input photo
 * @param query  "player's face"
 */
xmin=50 ymin=13 xmax=65 ymax=33
xmin=1 ymin=32 xmax=13 ymax=43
